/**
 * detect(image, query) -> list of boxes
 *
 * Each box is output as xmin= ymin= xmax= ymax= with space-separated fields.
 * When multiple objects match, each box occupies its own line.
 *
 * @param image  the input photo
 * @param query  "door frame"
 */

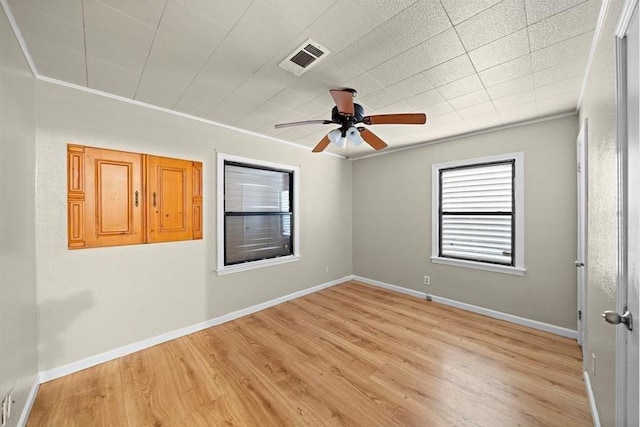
xmin=576 ymin=120 xmax=588 ymax=360
xmin=615 ymin=1 xmax=638 ymax=424
xmin=576 ymin=119 xmax=588 ymax=362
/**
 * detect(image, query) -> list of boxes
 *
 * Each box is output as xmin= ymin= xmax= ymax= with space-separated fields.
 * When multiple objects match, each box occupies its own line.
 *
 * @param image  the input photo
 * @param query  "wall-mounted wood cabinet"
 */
xmin=67 ymin=144 xmax=203 ymax=249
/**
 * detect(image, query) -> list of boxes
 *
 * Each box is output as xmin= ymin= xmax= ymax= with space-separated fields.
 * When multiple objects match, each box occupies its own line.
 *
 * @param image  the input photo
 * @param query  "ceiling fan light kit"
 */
xmin=327 ymin=126 xmax=365 ymax=149
xmin=346 ymin=127 xmax=365 ymax=146
xmin=328 ymin=129 xmax=346 ymax=148
xmin=275 ymin=88 xmax=427 ymax=153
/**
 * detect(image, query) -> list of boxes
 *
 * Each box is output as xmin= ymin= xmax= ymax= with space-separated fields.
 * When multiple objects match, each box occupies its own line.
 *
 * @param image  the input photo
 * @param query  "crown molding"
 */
xmin=350 ymin=111 xmax=577 ymax=161
xmin=0 ymin=0 xmax=38 ymax=77
xmin=577 ymin=0 xmax=612 ymax=109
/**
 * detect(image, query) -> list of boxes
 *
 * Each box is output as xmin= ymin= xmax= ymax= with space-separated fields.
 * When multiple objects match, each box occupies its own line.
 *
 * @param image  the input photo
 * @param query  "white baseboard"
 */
xmin=17 ymin=375 xmax=39 ymax=427
xmin=584 ymin=371 xmax=601 ymax=427
xmin=353 ymin=276 xmax=427 ymax=299
xmin=352 ymin=275 xmax=578 ymax=339
xmin=39 ymin=276 xmax=351 ymax=383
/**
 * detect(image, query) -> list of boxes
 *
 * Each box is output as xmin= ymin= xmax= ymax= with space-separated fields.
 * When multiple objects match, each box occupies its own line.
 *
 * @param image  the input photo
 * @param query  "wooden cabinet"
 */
xmin=68 ymin=144 xmax=203 ymax=249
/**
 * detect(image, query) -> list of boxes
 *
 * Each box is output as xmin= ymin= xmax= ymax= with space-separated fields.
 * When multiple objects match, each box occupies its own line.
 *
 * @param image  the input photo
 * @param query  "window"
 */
xmin=431 ymin=152 xmax=525 ymax=276
xmin=217 ymin=153 xmax=299 ymax=275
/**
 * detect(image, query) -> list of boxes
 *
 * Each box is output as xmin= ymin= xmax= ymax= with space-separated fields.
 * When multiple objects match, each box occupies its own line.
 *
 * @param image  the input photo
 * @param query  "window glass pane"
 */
xmin=225 ymin=165 xmax=290 ymax=213
xmin=225 ymin=215 xmax=292 ymax=264
xmin=441 ymin=215 xmax=512 ymax=264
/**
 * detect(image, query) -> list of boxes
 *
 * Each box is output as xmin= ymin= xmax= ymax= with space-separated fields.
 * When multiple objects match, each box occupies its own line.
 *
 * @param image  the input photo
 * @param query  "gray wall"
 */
xmin=353 ymin=116 xmax=579 ymax=329
xmin=35 ymin=81 xmax=352 ymax=371
xmin=0 ymin=6 xmax=38 ymax=427
xmin=578 ymin=1 xmax=624 ymax=425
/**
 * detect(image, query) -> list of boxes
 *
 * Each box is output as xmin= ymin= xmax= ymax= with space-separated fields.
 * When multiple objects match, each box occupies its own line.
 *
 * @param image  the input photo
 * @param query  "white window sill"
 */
xmin=216 ymin=255 xmax=301 ymax=276
xmin=430 ymin=256 xmax=526 ymax=276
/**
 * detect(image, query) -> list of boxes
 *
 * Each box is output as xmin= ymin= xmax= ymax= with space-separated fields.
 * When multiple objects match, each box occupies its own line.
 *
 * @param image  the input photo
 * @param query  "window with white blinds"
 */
xmin=224 ymin=162 xmax=293 ymax=265
xmin=431 ymin=152 xmax=525 ymax=276
xmin=439 ymin=161 xmax=514 ymax=265
xmin=217 ymin=153 xmax=300 ymax=275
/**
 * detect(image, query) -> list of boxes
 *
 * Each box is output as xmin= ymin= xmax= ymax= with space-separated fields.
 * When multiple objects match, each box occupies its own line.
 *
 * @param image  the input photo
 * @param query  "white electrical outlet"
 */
xmin=423 ymin=275 xmax=430 ymax=285
xmin=325 ymin=265 xmax=329 ymax=272
xmin=592 ymin=353 xmax=597 ymax=376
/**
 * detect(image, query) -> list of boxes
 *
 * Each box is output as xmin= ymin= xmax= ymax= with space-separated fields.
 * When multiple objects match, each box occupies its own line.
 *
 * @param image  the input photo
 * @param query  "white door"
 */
xmin=576 ymin=121 xmax=588 ymax=359
xmin=613 ymin=3 xmax=639 ymax=425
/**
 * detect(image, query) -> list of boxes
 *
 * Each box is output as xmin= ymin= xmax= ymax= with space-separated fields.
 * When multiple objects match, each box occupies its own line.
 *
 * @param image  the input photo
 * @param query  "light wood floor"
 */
xmin=28 ymin=281 xmax=592 ymax=426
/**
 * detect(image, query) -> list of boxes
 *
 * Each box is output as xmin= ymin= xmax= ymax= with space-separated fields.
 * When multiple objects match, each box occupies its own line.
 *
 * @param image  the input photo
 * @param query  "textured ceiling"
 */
xmin=5 ymin=0 xmax=601 ymax=158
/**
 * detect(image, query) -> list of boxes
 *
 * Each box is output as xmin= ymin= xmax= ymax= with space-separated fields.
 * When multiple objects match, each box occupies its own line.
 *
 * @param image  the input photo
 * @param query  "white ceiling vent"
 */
xmin=278 ymin=39 xmax=330 ymax=76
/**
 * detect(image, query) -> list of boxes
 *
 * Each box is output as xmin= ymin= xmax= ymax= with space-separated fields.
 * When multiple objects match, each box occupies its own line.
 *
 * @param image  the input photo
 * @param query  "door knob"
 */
xmin=575 ymin=261 xmax=584 ymax=267
xmin=602 ymin=310 xmax=633 ymax=331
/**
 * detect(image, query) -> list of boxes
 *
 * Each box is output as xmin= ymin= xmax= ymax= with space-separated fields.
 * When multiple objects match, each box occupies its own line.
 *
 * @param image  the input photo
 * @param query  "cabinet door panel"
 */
xmin=85 ymin=148 xmax=144 ymax=247
xmin=68 ymin=200 xmax=85 ymax=248
xmin=97 ymin=162 xmax=134 ymax=233
xmin=147 ymin=156 xmax=193 ymax=242
xmin=160 ymin=168 xmax=186 ymax=230
xmin=68 ymin=147 xmax=84 ymax=193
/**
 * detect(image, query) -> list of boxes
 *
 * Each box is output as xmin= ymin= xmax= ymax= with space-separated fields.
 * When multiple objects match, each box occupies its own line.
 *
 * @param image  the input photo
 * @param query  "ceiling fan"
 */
xmin=274 ymin=88 xmax=427 ymax=153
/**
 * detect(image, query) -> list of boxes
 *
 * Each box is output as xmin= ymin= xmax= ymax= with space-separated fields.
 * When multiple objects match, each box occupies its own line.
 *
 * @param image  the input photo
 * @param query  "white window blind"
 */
xmin=224 ymin=163 xmax=293 ymax=265
xmin=440 ymin=161 xmax=514 ymax=265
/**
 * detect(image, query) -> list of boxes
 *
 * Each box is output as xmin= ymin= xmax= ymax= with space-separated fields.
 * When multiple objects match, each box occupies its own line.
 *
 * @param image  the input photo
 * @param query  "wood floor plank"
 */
xmin=27 ymin=281 xmax=592 ymax=426
xmin=224 ymin=320 xmax=393 ymax=426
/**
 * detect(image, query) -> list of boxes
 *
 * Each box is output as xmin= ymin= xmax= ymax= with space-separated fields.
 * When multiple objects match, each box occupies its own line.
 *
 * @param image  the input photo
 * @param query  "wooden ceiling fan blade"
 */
xmin=363 ymin=113 xmax=427 ymax=125
xmin=274 ymin=119 xmax=333 ymax=129
xmin=330 ymin=89 xmax=355 ymax=115
xmin=359 ymin=128 xmax=388 ymax=151
xmin=311 ymin=135 xmax=331 ymax=153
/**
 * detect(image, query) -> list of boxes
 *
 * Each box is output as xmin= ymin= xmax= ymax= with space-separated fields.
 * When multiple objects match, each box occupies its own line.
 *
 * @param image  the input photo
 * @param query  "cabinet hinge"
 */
xmin=578 ymin=310 xmax=582 ymax=320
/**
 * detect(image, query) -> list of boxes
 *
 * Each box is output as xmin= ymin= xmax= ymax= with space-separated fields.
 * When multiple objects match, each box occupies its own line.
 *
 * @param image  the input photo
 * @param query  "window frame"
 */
xmin=431 ymin=152 xmax=526 ymax=276
xmin=217 ymin=153 xmax=300 ymax=275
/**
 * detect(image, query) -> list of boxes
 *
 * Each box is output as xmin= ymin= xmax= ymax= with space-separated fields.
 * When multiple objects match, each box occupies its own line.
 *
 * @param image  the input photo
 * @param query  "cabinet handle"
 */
xmin=153 ymin=192 xmax=157 ymax=207
xmin=134 ymin=190 xmax=139 ymax=207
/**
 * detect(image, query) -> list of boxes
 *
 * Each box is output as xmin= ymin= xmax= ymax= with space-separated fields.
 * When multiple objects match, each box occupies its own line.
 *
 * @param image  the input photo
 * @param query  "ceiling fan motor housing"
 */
xmin=331 ymin=103 xmax=365 ymax=125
